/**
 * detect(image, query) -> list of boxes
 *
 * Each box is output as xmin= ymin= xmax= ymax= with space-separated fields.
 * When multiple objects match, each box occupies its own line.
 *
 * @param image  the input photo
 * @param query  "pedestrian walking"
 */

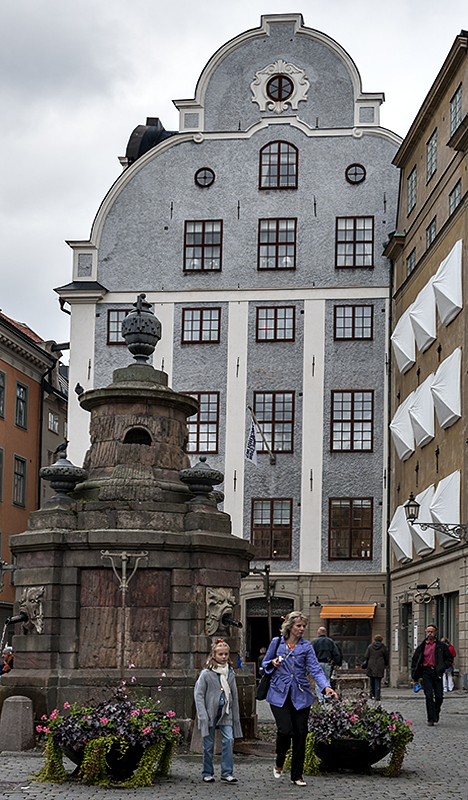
xmin=262 ymin=611 xmax=338 ymax=786
xmin=311 ymin=626 xmax=342 ymax=701
xmin=440 ymin=637 xmax=456 ymax=692
xmin=363 ymin=634 xmax=388 ymax=700
xmin=411 ymin=623 xmax=453 ymax=726
xmin=194 ymin=639 xmax=242 ymax=783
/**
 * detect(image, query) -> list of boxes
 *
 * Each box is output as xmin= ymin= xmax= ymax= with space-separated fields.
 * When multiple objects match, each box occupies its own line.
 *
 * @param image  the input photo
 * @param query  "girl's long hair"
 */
xmin=203 ymin=639 xmax=233 ymax=670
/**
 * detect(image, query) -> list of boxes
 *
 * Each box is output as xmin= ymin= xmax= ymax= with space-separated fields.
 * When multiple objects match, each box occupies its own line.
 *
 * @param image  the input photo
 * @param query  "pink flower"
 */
xmin=141 ymin=727 xmax=151 ymax=735
xmin=131 ymin=676 xmax=136 ymax=683
xmin=131 ymin=710 xmax=139 ymax=717
xmin=142 ymin=709 xmax=149 ymax=714
xmin=166 ymin=710 xmax=176 ymax=718
xmin=161 ymin=672 xmax=166 ymax=677
xmin=63 ymin=702 xmax=70 ymax=709
xmin=50 ymin=709 xmax=59 ymax=719
xmin=42 ymin=727 xmax=50 ymax=733
xmin=121 ymin=680 xmax=127 ymax=685
xmin=157 ymin=700 xmax=161 ymax=704
xmin=36 ymin=726 xmax=43 ymax=733
xmin=41 ymin=715 xmax=48 ymax=721
xmin=405 ymin=719 xmax=413 ymax=726
xmin=157 ymin=686 xmax=161 ymax=691
xmin=129 ymin=663 xmax=135 ymax=669
xmin=99 ymin=717 xmax=109 ymax=725
xmin=350 ymin=715 xmax=358 ymax=722
xmin=173 ymin=727 xmax=180 ymax=733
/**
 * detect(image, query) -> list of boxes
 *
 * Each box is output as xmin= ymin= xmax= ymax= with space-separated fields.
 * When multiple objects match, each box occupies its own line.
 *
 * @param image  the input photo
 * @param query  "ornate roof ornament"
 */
xmin=251 ymin=60 xmax=309 ymax=113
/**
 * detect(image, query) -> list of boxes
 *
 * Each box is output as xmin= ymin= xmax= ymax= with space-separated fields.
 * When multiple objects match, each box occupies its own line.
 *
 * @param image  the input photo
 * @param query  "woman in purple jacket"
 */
xmin=262 ymin=611 xmax=338 ymax=785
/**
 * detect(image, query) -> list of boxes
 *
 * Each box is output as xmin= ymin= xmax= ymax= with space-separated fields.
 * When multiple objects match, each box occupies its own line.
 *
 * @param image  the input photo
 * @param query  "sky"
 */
xmin=1 ymin=0 xmax=467 ymax=350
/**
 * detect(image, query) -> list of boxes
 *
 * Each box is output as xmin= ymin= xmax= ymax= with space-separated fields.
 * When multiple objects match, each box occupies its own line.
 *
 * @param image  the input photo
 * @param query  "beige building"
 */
xmin=385 ymin=31 xmax=468 ymax=686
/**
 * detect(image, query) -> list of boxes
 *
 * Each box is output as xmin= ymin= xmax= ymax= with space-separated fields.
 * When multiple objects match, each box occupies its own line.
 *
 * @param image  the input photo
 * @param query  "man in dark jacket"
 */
xmin=411 ymin=624 xmax=453 ymax=726
xmin=312 ymin=627 xmax=342 ymax=701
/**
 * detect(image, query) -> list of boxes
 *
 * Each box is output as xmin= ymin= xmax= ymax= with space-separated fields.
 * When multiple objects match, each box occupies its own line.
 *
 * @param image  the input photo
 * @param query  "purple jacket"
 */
xmin=262 ymin=636 xmax=330 ymax=709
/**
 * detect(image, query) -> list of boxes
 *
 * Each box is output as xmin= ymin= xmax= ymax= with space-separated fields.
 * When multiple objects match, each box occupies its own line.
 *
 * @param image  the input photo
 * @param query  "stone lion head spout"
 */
xmin=205 ymin=587 xmax=236 ymax=636
xmin=19 ymin=586 xmax=45 ymax=634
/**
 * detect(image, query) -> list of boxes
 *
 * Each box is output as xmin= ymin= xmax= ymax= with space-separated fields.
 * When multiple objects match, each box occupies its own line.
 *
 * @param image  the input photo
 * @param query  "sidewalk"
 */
xmin=1 ymin=693 xmax=468 ymax=799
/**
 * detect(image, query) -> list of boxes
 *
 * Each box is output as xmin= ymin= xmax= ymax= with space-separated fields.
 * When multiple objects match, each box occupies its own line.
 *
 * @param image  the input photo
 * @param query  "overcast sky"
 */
xmin=1 ymin=0 xmax=467 ymax=349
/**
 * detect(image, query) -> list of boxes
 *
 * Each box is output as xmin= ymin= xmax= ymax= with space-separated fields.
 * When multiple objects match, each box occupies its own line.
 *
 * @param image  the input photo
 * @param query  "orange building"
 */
xmin=0 ymin=313 xmax=68 ymax=627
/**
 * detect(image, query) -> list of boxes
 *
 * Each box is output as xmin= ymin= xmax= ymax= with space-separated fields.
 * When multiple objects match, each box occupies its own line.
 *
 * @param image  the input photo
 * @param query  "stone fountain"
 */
xmin=0 ymin=295 xmax=256 ymax=737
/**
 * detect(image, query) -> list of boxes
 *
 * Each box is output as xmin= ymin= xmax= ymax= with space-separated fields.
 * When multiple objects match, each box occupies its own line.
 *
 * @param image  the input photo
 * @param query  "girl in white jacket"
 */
xmin=194 ymin=639 xmax=242 ymax=783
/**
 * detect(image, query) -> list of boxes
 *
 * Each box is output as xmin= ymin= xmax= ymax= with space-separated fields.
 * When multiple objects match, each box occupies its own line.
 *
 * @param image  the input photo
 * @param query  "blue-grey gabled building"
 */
xmin=57 ymin=14 xmax=401 ymax=667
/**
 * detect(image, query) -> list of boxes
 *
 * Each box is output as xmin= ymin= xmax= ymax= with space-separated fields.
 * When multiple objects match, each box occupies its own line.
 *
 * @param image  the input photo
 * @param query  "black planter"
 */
xmin=314 ymin=738 xmax=393 ymax=774
xmin=61 ymin=741 xmax=144 ymax=781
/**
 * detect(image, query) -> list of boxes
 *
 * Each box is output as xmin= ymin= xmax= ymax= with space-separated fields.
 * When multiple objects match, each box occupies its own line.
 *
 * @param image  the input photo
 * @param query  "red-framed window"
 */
xmin=333 ymin=306 xmax=373 ymax=340
xmin=259 ymin=141 xmax=298 ymax=189
xmin=254 ymin=391 xmax=294 ymax=453
xmin=184 ymin=220 xmax=223 ymax=271
xmin=258 ymin=219 xmax=296 ymax=270
xmin=329 ymin=497 xmax=373 ymax=560
xmin=335 ymin=216 xmax=374 ymax=268
xmin=331 ymin=390 xmax=373 ymax=452
xmin=186 ymin=392 xmax=219 ymax=453
xmin=256 ymin=307 xmax=295 ymax=342
xmin=251 ymin=498 xmax=292 ymax=560
xmin=107 ymin=309 xmax=131 ymax=344
xmin=181 ymin=308 xmax=221 ymax=344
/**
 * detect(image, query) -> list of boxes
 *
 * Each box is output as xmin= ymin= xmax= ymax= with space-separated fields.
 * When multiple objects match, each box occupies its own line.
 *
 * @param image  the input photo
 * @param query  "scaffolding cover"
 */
xmin=430 ymin=470 xmax=460 ymax=548
xmin=389 ymin=505 xmax=413 ymax=563
xmin=432 ymin=239 xmax=463 ymax=326
xmin=408 ymin=374 xmax=435 ymax=447
xmin=391 ymin=304 xmax=416 ymax=373
xmin=409 ymin=279 xmax=436 ymax=353
xmin=409 ymin=484 xmax=435 ymax=556
xmin=390 ymin=392 xmax=415 ymax=461
xmin=430 ymin=347 xmax=461 ymax=429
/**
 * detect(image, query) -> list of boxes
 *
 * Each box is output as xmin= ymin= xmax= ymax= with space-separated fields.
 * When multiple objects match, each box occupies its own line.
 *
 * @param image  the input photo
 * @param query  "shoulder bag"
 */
xmin=256 ymin=637 xmax=280 ymax=701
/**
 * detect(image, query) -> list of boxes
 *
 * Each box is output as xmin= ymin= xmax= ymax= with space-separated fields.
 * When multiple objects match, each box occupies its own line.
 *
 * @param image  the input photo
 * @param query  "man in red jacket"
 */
xmin=411 ymin=624 xmax=453 ymax=726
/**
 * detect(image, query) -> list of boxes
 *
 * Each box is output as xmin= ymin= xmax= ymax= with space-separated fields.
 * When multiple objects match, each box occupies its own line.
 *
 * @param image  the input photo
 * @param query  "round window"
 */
xmin=266 ymin=75 xmax=294 ymax=102
xmin=345 ymin=164 xmax=366 ymax=184
xmin=195 ymin=168 xmax=215 ymax=188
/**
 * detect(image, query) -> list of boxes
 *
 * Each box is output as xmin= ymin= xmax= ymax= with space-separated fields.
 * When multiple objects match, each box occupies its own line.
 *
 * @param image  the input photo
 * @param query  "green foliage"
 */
xmin=383 ymin=727 xmax=413 ymax=777
xmin=78 ymin=737 xmax=114 ymax=785
xmin=34 ymin=740 xmax=66 ymax=784
xmin=155 ymin=741 xmax=175 ymax=777
xmin=303 ymin=734 xmax=321 ymax=776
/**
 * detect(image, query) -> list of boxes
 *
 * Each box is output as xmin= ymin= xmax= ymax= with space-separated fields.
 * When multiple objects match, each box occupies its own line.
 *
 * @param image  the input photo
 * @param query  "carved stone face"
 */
xmin=19 ymin=586 xmax=45 ymax=635
xmin=205 ymin=587 xmax=236 ymax=636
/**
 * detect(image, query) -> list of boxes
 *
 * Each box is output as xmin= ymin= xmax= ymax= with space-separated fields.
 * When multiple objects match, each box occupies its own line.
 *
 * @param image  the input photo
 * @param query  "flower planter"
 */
xmin=61 ymin=742 xmax=143 ymax=781
xmin=314 ymin=737 xmax=393 ymax=774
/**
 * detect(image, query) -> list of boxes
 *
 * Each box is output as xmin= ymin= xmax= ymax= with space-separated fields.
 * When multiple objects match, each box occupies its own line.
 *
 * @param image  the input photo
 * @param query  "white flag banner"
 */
xmin=245 ymin=418 xmax=258 ymax=466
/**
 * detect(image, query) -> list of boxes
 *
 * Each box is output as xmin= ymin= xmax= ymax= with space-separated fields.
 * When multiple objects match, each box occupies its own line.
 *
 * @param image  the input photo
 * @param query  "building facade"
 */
xmin=0 ymin=313 xmax=68 ymax=627
xmin=57 ymin=14 xmax=400 ymax=667
xmin=386 ymin=31 xmax=468 ymax=686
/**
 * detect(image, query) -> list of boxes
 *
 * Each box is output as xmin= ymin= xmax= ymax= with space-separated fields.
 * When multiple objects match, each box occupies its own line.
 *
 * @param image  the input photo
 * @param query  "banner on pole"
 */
xmin=245 ymin=418 xmax=258 ymax=466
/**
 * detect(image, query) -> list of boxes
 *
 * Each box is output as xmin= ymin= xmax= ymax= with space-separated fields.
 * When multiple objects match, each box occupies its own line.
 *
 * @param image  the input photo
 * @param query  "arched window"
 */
xmin=259 ymin=141 xmax=298 ymax=190
xmin=123 ymin=427 xmax=152 ymax=445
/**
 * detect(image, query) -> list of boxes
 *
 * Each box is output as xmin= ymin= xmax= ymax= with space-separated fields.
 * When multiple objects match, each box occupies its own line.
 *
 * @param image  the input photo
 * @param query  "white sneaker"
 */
xmin=291 ymin=778 xmax=307 ymax=786
xmin=273 ymin=766 xmax=283 ymax=778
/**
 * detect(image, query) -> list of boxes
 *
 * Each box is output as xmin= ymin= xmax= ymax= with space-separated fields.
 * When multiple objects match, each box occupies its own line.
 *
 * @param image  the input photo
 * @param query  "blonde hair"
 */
xmin=280 ymin=611 xmax=308 ymax=640
xmin=204 ymin=639 xmax=233 ymax=670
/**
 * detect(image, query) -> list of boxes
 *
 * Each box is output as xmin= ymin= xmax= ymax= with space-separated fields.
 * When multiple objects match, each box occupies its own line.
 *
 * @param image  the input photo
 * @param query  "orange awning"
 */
xmin=320 ymin=605 xmax=376 ymax=619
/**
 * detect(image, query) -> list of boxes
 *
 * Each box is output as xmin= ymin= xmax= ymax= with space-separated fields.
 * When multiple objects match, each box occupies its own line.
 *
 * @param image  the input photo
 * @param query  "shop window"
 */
xmin=327 ymin=619 xmax=371 ymax=669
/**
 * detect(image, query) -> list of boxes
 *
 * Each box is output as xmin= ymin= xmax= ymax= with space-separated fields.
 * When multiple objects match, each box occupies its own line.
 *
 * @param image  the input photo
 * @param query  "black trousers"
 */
xmin=421 ymin=666 xmax=443 ymax=723
xmin=270 ymin=693 xmax=310 ymax=780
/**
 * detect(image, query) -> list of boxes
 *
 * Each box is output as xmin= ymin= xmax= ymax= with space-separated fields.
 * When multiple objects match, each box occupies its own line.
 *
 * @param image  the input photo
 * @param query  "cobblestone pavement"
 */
xmin=1 ymin=692 xmax=467 ymax=800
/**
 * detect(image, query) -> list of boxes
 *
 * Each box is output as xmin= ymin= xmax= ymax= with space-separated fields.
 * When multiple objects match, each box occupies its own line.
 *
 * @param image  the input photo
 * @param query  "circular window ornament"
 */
xmin=345 ymin=163 xmax=366 ymax=184
xmin=266 ymin=75 xmax=294 ymax=102
xmin=195 ymin=168 xmax=215 ymax=188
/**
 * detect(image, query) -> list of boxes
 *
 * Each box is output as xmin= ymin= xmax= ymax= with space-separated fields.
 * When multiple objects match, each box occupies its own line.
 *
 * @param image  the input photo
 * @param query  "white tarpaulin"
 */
xmin=409 ymin=279 xmax=436 ymax=353
xmin=408 ymin=374 xmax=434 ymax=447
xmin=430 ymin=470 xmax=460 ymax=548
xmin=391 ymin=304 xmax=416 ymax=374
xmin=430 ymin=347 xmax=461 ymax=429
xmin=432 ymin=239 xmax=463 ymax=326
xmin=409 ymin=484 xmax=435 ymax=556
xmin=389 ymin=505 xmax=413 ymax=563
xmin=390 ymin=392 xmax=415 ymax=461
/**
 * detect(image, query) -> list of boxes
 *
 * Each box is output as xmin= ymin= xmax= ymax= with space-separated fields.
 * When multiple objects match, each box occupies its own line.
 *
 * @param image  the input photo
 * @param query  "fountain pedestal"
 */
xmin=1 ymin=297 xmax=255 ymax=736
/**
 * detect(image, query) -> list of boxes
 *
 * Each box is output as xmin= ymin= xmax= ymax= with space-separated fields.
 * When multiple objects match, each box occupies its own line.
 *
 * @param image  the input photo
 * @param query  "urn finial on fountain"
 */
xmin=121 ymin=293 xmax=161 ymax=363
xmin=39 ymin=454 xmax=88 ymax=506
xmin=179 ymin=456 xmax=224 ymax=505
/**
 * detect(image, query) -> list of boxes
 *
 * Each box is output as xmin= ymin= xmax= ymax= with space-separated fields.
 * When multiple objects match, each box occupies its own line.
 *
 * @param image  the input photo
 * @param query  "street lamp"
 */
xmin=404 ymin=492 xmax=468 ymax=543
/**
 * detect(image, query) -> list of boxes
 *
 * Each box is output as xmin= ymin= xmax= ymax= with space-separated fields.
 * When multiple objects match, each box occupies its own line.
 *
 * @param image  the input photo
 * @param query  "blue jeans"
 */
xmin=202 ymin=724 xmax=234 ymax=778
xmin=370 ymin=676 xmax=381 ymax=699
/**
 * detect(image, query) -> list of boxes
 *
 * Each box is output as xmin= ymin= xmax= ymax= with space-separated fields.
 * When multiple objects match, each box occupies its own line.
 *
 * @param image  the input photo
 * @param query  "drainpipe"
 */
xmin=37 ymin=362 xmax=56 ymax=508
